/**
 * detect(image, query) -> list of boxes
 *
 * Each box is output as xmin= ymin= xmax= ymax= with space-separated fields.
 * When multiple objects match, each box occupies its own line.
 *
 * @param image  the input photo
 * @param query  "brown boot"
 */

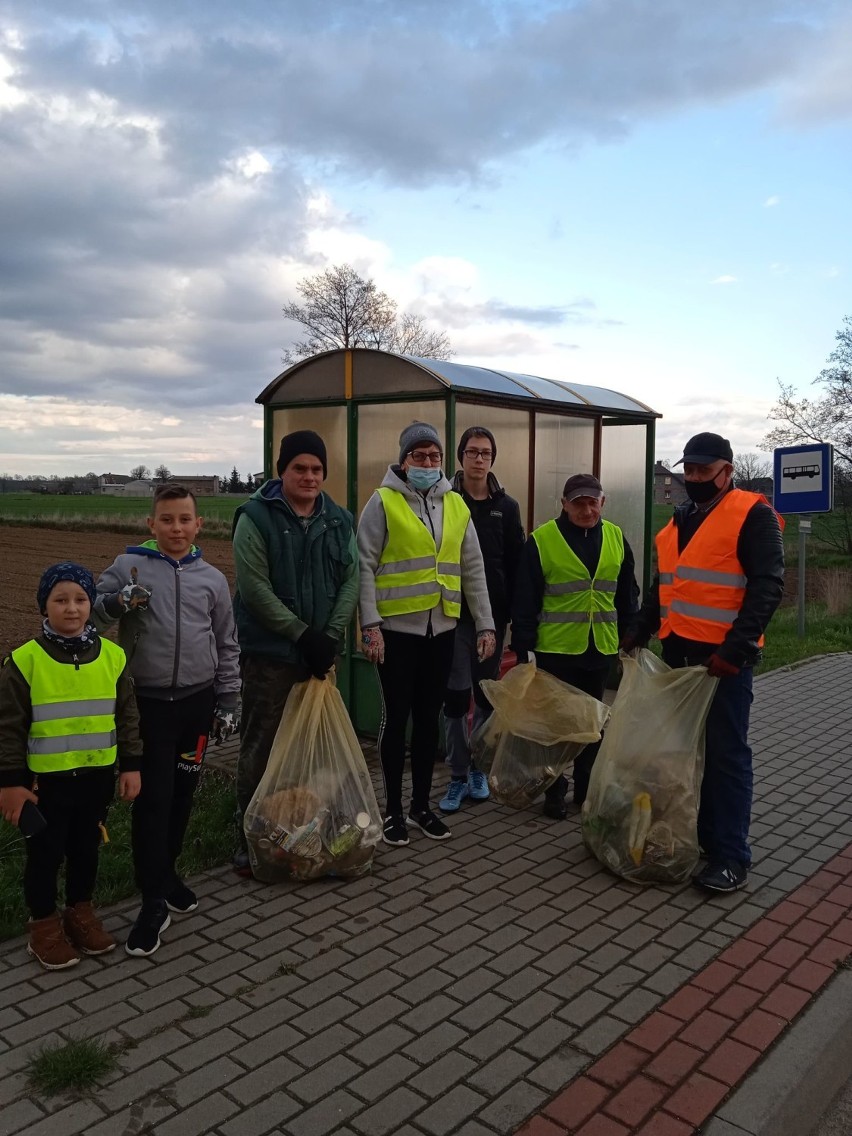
xmin=27 ymin=913 xmax=81 ymax=970
xmin=63 ymin=902 xmax=116 ymax=956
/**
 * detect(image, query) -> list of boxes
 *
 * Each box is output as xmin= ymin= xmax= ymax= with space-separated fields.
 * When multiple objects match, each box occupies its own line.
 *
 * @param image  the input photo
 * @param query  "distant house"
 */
xmin=166 ymin=475 xmax=220 ymax=496
xmin=653 ymin=461 xmax=689 ymax=506
xmin=96 ymin=477 xmax=153 ymax=496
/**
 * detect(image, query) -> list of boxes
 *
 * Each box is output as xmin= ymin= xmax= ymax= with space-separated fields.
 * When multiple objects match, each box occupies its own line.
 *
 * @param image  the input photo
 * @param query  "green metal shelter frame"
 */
xmin=255 ymin=348 xmax=660 ymax=733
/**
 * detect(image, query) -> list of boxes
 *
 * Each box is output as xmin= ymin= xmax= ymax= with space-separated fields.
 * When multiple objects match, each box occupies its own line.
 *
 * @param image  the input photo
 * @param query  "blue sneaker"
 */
xmin=439 ymin=779 xmax=469 ymax=813
xmin=467 ymin=768 xmax=490 ymax=801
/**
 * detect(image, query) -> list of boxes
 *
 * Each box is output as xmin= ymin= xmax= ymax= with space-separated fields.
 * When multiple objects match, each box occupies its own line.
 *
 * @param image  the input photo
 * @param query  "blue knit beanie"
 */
xmin=37 ymin=562 xmax=97 ymax=614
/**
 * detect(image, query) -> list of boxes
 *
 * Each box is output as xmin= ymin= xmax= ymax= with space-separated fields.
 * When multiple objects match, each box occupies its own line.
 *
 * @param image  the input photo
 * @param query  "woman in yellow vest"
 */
xmin=0 ymin=563 xmax=142 ymax=969
xmin=622 ymin=433 xmax=785 ymax=894
xmin=512 ymin=473 xmax=639 ymax=817
xmin=358 ymin=422 xmax=496 ymax=847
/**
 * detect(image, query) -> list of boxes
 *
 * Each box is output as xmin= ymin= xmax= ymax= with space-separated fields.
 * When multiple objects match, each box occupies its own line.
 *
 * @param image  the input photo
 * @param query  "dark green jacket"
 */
xmin=232 ymin=481 xmax=359 ymax=663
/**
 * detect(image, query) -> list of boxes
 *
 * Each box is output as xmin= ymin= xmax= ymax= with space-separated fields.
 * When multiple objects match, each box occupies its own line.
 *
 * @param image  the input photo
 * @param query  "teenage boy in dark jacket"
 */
xmin=439 ymin=427 xmax=525 ymax=813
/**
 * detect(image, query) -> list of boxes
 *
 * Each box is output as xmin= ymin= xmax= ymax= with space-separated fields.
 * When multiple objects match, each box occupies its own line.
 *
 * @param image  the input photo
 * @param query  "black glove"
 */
xmin=298 ymin=627 xmax=338 ymax=679
xmin=512 ymin=647 xmax=530 ymax=666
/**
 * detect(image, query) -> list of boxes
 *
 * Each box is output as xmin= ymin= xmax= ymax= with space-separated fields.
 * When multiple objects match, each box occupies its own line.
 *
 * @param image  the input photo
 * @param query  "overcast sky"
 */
xmin=1 ymin=0 xmax=850 ymax=476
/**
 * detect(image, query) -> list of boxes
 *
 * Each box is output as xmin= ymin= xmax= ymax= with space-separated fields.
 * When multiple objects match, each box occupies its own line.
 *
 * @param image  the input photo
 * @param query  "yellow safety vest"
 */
xmin=532 ymin=518 xmax=624 ymax=655
xmin=12 ymin=639 xmax=126 ymax=773
xmin=375 ymin=487 xmax=470 ymax=619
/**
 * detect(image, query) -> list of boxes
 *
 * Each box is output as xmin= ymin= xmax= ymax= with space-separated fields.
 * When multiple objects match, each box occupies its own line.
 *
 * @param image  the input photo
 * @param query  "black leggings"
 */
xmin=133 ymin=687 xmax=216 ymax=901
xmin=377 ymin=629 xmax=456 ymax=815
xmin=24 ymin=767 xmax=115 ymax=920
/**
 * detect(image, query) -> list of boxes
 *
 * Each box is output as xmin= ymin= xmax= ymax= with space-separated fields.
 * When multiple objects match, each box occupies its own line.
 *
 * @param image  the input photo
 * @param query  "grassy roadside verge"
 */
xmin=0 ymin=768 xmax=236 ymax=942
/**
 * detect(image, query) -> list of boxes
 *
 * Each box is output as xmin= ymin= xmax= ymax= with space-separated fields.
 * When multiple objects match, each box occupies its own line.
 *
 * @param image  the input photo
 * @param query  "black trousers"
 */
xmin=377 ymin=629 xmax=456 ymax=816
xmin=535 ymin=655 xmax=610 ymax=806
xmin=24 ymin=767 xmax=115 ymax=920
xmin=133 ymin=687 xmax=216 ymax=901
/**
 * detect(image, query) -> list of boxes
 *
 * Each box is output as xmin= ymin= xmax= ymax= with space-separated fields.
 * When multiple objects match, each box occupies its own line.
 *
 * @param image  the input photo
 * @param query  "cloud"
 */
xmin=0 ymin=1 xmax=844 ymax=473
xmin=763 ymin=195 xmax=781 ymax=207
xmin=711 ymin=274 xmax=738 ymax=284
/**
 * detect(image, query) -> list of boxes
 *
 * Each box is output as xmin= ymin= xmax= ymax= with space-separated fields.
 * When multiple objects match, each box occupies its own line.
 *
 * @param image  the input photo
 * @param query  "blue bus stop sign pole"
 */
xmin=773 ymin=443 xmax=834 ymax=638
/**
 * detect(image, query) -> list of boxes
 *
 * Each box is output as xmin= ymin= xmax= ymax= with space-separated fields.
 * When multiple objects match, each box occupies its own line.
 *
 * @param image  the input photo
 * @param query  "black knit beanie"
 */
xmin=276 ymin=430 xmax=328 ymax=477
xmin=457 ymin=426 xmax=497 ymax=465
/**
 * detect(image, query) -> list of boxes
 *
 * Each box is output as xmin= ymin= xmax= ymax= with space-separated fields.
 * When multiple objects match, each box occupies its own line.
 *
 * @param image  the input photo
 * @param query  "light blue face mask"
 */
xmin=407 ymin=466 xmax=442 ymax=490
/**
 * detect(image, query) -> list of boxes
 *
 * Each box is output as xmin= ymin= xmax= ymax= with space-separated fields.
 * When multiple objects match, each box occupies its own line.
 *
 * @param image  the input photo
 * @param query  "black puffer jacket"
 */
xmin=451 ymin=471 xmax=525 ymax=627
xmin=628 ymin=488 xmax=785 ymax=668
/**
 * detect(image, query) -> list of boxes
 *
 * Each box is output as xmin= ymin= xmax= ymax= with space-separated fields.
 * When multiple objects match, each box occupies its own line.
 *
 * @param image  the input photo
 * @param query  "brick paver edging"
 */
xmin=516 ymin=844 xmax=852 ymax=1136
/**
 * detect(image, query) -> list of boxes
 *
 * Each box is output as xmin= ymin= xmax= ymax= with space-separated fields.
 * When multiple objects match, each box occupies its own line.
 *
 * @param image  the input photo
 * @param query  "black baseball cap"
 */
xmin=562 ymin=473 xmax=603 ymax=501
xmin=674 ymin=432 xmax=733 ymax=466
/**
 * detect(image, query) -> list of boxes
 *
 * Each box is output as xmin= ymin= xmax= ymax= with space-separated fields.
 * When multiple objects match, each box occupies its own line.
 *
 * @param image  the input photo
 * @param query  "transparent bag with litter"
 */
xmin=581 ymin=648 xmax=718 ymax=883
xmin=244 ymin=674 xmax=383 ymax=882
xmin=473 ymin=662 xmax=609 ymax=808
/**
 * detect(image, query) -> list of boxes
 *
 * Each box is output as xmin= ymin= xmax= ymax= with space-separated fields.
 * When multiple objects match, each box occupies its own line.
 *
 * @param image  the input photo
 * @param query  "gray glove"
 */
xmin=210 ymin=705 xmax=241 ymax=745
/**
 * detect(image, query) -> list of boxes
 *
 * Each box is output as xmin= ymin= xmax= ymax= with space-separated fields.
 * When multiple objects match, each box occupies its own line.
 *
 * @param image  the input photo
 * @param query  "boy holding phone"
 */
xmin=0 ymin=563 xmax=142 ymax=970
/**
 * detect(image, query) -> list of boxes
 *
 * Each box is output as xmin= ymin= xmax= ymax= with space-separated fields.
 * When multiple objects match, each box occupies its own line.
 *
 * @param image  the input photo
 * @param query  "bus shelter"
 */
xmin=255 ymin=349 xmax=660 ymax=732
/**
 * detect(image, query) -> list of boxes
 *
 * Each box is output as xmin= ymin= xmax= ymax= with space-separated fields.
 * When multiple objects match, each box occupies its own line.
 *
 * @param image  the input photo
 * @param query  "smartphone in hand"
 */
xmin=18 ymin=800 xmax=47 ymax=838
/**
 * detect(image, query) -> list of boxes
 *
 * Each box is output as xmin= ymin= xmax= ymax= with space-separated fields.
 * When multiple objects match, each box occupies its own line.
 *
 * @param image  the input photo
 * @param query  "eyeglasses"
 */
xmin=462 ymin=448 xmax=493 ymax=461
xmin=408 ymin=451 xmax=443 ymax=466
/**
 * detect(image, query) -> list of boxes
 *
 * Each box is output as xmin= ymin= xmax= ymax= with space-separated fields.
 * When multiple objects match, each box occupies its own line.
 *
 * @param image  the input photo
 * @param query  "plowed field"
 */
xmin=0 ymin=524 xmax=235 ymax=657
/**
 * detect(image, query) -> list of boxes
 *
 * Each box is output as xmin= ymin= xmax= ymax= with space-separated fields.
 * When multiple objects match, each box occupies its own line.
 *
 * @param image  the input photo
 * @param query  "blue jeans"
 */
xmin=699 ymin=668 xmax=754 ymax=867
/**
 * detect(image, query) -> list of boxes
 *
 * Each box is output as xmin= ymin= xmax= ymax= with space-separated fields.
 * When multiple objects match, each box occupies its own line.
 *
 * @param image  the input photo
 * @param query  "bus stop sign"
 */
xmin=773 ymin=442 xmax=834 ymax=515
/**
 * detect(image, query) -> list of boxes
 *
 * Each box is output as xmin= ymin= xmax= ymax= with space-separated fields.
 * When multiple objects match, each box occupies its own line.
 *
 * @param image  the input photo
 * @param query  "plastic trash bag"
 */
xmin=244 ymin=674 xmax=383 ymax=882
xmin=475 ymin=662 xmax=609 ymax=808
xmin=582 ymin=648 xmax=719 ymax=884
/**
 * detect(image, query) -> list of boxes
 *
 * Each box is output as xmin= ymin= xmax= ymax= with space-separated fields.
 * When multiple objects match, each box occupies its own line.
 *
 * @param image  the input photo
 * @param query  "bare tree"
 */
xmin=129 ymin=464 xmax=151 ymax=480
xmin=733 ymin=453 xmax=772 ymax=491
xmin=283 ymin=263 xmax=452 ymax=364
xmin=763 ymin=315 xmax=852 ymax=466
xmin=154 ymin=464 xmax=171 ymax=482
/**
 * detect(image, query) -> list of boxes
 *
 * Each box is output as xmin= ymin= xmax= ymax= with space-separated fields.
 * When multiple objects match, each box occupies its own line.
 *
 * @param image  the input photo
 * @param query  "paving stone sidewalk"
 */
xmin=1 ymin=654 xmax=851 ymax=1136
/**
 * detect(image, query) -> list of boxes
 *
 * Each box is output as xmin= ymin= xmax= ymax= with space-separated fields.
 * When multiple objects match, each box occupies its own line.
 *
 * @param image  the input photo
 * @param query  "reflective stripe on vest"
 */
xmin=375 ymin=487 xmax=470 ymax=618
xmin=656 ymin=488 xmax=782 ymax=647
xmin=531 ymin=518 xmax=624 ymax=655
xmin=11 ymin=639 xmax=126 ymax=773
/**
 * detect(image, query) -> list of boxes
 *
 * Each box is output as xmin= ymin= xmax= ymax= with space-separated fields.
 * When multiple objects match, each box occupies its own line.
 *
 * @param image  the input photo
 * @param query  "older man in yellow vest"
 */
xmin=358 ymin=422 xmax=495 ymax=848
xmin=512 ymin=473 xmax=639 ymax=818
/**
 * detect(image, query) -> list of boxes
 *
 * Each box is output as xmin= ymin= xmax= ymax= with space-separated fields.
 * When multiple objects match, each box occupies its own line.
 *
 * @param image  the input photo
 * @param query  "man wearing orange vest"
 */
xmin=623 ymin=433 xmax=785 ymax=893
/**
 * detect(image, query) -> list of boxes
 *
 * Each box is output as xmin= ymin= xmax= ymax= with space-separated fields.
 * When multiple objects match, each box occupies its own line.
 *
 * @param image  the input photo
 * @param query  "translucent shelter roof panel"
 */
xmin=405 ymin=357 xmax=656 ymax=415
xmin=403 ymin=357 xmax=533 ymax=398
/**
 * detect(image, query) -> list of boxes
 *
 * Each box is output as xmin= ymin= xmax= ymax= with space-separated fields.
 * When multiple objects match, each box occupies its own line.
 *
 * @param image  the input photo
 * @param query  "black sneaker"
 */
xmin=382 ymin=814 xmax=410 ymax=846
xmin=125 ymin=900 xmax=171 ymax=957
xmin=407 ymin=809 xmax=451 ymax=841
xmin=693 ymin=860 xmax=748 ymax=893
xmin=165 ymin=883 xmax=198 ymax=914
xmin=542 ymin=796 xmax=568 ymax=820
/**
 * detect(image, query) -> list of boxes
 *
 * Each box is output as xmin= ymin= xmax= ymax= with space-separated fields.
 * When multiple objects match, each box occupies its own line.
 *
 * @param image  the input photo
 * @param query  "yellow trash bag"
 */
xmin=244 ymin=674 xmax=383 ymax=883
xmin=582 ymin=648 xmax=718 ymax=884
xmin=474 ymin=662 xmax=609 ymax=808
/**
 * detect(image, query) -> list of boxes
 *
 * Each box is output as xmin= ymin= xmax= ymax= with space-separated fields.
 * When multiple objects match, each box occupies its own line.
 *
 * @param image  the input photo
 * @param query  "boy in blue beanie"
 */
xmin=0 ymin=563 xmax=142 ymax=970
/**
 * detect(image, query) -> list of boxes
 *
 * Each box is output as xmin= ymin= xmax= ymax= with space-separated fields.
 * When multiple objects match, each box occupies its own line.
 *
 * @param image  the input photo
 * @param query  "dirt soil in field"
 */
xmin=0 ymin=524 xmax=236 ymax=658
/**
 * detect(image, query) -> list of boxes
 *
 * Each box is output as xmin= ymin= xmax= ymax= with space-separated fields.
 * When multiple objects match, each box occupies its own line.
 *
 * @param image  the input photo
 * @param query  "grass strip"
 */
xmin=0 ymin=768 xmax=236 ymax=942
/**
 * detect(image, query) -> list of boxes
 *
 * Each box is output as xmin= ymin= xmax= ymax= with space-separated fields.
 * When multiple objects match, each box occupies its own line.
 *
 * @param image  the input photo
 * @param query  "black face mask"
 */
xmin=684 ymin=475 xmax=724 ymax=505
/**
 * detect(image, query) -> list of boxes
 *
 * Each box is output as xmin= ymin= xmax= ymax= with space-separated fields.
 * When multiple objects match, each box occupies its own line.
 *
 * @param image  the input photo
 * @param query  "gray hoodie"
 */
xmin=95 ymin=542 xmax=240 ymax=705
xmin=357 ymin=466 xmax=494 ymax=637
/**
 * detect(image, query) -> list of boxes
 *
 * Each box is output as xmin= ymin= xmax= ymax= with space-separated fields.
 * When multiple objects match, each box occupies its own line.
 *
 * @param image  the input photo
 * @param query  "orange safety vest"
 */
xmin=657 ymin=489 xmax=783 ymax=647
